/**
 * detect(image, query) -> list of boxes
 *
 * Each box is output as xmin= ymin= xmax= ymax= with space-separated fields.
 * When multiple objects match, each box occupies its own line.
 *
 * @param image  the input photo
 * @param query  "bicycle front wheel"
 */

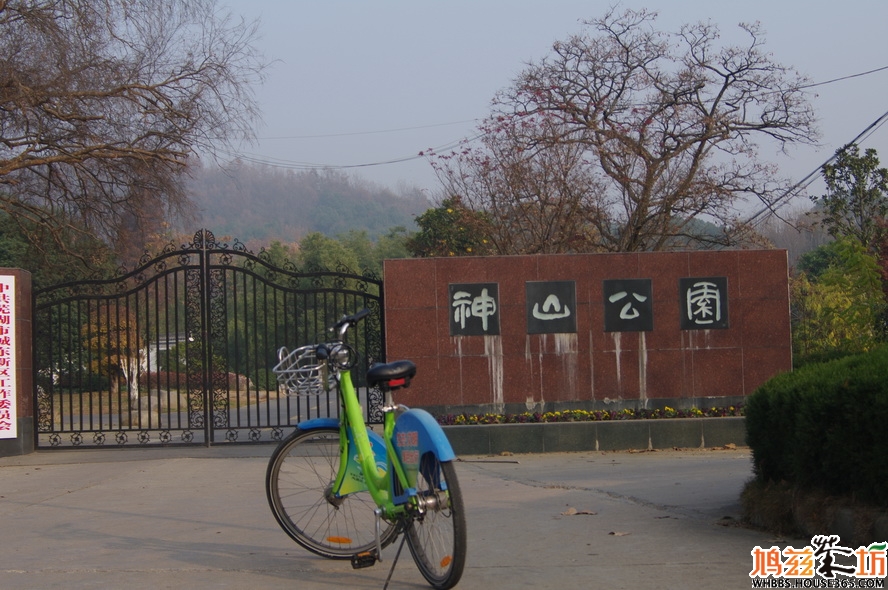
xmin=266 ymin=427 xmax=397 ymax=559
xmin=405 ymin=454 xmax=467 ymax=589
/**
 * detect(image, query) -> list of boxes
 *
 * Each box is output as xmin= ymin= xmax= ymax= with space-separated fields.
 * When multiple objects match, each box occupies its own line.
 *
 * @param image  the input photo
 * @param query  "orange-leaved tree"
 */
xmin=82 ymin=302 xmax=144 ymax=402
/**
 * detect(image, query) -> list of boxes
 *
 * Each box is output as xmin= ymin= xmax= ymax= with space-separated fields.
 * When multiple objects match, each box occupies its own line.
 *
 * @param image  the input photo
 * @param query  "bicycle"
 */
xmin=266 ymin=308 xmax=467 ymax=589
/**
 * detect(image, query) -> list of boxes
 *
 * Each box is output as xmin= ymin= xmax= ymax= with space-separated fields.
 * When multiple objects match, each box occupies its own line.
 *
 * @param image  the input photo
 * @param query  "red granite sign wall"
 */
xmin=383 ymin=250 xmax=791 ymax=413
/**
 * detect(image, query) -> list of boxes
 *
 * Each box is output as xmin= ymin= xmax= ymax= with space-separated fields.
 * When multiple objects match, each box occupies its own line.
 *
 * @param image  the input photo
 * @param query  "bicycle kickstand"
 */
xmin=382 ymin=522 xmax=409 ymax=590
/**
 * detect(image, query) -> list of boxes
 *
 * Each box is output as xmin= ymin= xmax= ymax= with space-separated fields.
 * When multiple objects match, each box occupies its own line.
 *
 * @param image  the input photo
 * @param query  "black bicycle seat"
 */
xmin=366 ymin=360 xmax=416 ymax=390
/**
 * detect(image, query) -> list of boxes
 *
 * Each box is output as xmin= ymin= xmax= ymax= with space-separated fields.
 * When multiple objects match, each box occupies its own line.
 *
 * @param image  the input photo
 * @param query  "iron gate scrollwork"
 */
xmin=33 ymin=229 xmax=385 ymax=448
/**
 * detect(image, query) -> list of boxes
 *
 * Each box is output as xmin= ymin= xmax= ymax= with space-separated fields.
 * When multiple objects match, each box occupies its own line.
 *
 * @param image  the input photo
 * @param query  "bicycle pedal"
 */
xmin=351 ymin=551 xmax=379 ymax=569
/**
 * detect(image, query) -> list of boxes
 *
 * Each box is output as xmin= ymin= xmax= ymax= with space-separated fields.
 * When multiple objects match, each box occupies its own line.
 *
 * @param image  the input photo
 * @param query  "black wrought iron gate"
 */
xmin=33 ymin=230 xmax=385 ymax=448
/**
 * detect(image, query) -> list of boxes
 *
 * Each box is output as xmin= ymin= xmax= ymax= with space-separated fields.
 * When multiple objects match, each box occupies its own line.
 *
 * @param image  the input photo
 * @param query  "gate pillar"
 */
xmin=0 ymin=269 xmax=34 ymax=457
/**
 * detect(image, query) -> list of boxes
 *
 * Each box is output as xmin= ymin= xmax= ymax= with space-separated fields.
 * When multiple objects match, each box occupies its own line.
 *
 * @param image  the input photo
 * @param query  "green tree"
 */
xmin=406 ymin=197 xmax=494 ymax=258
xmin=795 ymin=241 xmax=843 ymax=279
xmin=260 ymin=241 xmax=299 ymax=269
xmin=338 ymin=230 xmax=380 ymax=275
xmin=792 ymin=237 xmax=886 ymax=363
xmin=373 ymin=226 xmax=412 ymax=265
xmin=338 ymin=227 xmax=412 ymax=277
xmin=298 ymin=232 xmax=362 ymax=273
xmin=813 ymin=144 xmax=888 ymax=250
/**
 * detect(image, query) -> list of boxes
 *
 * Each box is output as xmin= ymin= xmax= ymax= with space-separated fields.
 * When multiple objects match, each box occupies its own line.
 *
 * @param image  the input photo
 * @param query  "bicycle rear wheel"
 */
xmin=266 ymin=427 xmax=397 ymax=559
xmin=405 ymin=454 xmax=467 ymax=589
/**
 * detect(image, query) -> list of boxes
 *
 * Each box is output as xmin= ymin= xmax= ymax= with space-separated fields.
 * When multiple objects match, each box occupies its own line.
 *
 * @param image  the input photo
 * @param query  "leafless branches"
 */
xmin=432 ymin=8 xmax=818 ymax=253
xmin=0 ymin=0 xmax=266 ymax=256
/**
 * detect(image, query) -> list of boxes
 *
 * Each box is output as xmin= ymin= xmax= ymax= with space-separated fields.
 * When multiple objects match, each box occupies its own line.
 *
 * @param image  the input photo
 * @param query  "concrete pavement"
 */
xmin=0 ymin=445 xmax=795 ymax=589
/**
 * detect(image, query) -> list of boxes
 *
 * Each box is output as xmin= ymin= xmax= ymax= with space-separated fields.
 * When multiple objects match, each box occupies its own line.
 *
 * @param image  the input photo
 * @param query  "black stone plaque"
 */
xmin=679 ymin=277 xmax=729 ymax=330
xmin=526 ymin=281 xmax=577 ymax=334
xmin=449 ymin=283 xmax=500 ymax=335
xmin=603 ymin=279 xmax=653 ymax=332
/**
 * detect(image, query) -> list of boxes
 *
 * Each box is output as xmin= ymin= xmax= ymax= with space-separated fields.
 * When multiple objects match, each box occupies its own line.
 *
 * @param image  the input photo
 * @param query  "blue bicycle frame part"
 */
xmin=295 ymin=408 xmax=456 ymax=506
xmin=295 ymin=417 xmax=339 ymax=431
xmin=391 ymin=408 xmax=456 ymax=504
xmin=291 ymin=316 xmax=457 ymax=512
xmin=295 ymin=417 xmax=388 ymax=497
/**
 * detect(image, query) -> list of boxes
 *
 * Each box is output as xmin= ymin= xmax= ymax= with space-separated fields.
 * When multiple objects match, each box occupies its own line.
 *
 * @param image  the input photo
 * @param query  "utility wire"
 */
xmin=233 ymin=64 xmax=888 ymax=175
xmin=745 ymin=108 xmax=888 ymax=227
xmin=226 ymin=133 xmax=484 ymax=171
xmin=797 ymin=64 xmax=888 ymax=90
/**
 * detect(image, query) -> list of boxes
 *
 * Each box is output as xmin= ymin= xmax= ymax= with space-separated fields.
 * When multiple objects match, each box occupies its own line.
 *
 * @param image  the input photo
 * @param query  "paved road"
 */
xmin=0 ymin=446 xmax=792 ymax=589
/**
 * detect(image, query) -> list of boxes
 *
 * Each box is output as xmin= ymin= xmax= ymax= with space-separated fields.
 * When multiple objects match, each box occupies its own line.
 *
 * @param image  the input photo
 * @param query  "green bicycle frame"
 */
xmin=330 ymin=368 xmax=411 ymax=518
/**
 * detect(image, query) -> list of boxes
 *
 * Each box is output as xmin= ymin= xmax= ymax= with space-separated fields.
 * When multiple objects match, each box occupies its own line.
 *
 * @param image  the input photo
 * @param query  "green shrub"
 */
xmin=746 ymin=346 xmax=888 ymax=506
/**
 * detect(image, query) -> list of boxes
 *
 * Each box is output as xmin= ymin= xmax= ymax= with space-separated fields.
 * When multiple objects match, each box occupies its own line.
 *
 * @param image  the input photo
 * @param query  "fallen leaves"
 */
xmin=561 ymin=507 xmax=598 ymax=516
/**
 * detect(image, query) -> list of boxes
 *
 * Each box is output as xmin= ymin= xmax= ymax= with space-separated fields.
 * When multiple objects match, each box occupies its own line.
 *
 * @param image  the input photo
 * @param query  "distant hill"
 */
xmin=183 ymin=161 xmax=432 ymax=243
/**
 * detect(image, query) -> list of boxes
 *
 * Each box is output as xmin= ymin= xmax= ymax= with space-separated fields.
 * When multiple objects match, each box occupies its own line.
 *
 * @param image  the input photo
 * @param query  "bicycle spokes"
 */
xmin=268 ymin=309 xmax=466 ymax=588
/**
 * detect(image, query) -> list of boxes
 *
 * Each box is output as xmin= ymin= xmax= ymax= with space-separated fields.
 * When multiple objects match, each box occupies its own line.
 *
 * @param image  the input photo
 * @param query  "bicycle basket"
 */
xmin=272 ymin=345 xmax=330 ymax=396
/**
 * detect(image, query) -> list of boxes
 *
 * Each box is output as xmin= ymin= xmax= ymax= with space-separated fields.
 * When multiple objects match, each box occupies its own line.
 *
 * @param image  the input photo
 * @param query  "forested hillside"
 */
xmin=184 ymin=161 xmax=432 ymax=243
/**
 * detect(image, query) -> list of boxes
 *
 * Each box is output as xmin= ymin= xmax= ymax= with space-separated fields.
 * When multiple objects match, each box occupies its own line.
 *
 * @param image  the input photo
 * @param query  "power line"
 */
xmin=226 ymin=133 xmax=484 ymax=171
xmin=233 ymin=150 xmax=423 ymax=169
xmin=798 ymin=64 xmax=888 ymax=90
xmin=745 ymin=108 xmax=888 ymax=227
xmin=232 ymin=65 xmax=888 ymax=176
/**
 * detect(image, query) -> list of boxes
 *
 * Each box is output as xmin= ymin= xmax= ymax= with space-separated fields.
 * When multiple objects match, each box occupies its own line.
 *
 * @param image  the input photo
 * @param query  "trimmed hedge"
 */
xmin=745 ymin=346 xmax=888 ymax=506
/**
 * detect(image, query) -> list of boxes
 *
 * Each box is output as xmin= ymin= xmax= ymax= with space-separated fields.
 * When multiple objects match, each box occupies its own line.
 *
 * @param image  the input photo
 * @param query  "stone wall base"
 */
xmin=0 ymin=417 xmax=34 ymax=457
xmin=443 ymin=416 xmax=746 ymax=455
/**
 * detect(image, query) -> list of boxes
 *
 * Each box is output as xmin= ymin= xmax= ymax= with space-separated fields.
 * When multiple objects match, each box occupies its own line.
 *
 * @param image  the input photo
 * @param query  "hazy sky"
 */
xmin=226 ymin=0 xmax=888 ymax=213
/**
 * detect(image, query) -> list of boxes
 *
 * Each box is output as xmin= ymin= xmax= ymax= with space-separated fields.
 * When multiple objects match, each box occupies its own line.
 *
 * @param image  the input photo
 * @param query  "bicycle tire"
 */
xmin=266 ymin=427 xmax=397 ymax=559
xmin=404 ymin=455 xmax=467 ymax=589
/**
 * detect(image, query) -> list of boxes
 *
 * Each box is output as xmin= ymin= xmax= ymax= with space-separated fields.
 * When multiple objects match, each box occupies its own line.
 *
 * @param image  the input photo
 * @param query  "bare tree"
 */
xmin=431 ymin=113 xmax=605 ymax=254
xmin=432 ymin=8 xmax=818 ymax=253
xmin=758 ymin=206 xmax=830 ymax=268
xmin=0 ymin=0 xmax=266 ymax=257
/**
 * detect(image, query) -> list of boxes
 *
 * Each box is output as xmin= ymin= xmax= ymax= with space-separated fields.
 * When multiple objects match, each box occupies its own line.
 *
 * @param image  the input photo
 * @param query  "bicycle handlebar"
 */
xmin=312 ymin=309 xmax=370 ymax=370
xmin=331 ymin=308 xmax=371 ymax=339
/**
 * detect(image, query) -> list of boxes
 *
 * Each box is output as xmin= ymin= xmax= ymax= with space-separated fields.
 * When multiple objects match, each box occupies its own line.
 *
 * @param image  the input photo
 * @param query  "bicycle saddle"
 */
xmin=367 ymin=360 xmax=416 ymax=390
